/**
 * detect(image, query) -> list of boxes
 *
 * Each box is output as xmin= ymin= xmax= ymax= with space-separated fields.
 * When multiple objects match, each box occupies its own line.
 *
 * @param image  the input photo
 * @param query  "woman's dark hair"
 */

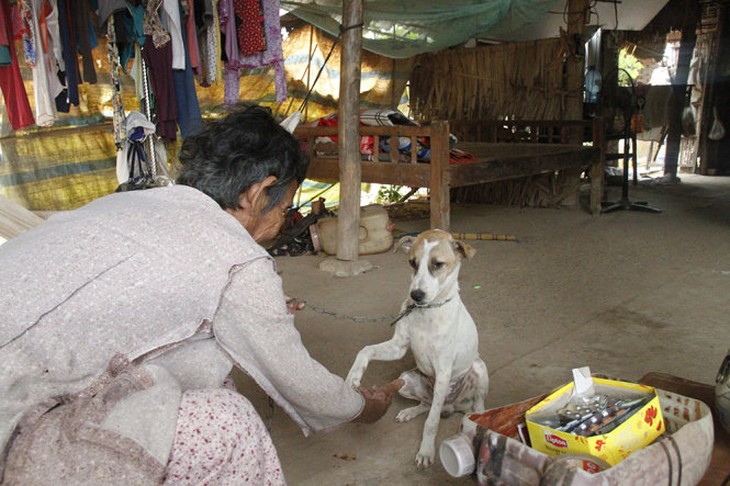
xmin=176 ymin=105 xmax=308 ymax=212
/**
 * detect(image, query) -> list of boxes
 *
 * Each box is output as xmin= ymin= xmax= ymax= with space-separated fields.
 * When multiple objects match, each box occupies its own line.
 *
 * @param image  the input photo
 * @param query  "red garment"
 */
xmin=0 ymin=2 xmax=34 ymax=130
xmin=0 ymin=0 xmax=8 ymax=46
xmin=184 ymin=0 xmax=200 ymax=74
xmin=233 ymin=0 xmax=265 ymax=56
xmin=9 ymin=0 xmax=29 ymax=42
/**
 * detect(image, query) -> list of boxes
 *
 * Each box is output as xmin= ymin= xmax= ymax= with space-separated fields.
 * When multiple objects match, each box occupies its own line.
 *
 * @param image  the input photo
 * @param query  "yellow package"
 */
xmin=526 ymin=372 xmax=665 ymax=466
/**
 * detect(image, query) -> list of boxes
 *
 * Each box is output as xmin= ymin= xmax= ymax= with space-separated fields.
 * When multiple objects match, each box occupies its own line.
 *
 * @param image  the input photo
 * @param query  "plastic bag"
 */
xmin=681 ymin=104 xmax=697 ymax=137
xmin=708 ymin=107 xmax=726 ymax=141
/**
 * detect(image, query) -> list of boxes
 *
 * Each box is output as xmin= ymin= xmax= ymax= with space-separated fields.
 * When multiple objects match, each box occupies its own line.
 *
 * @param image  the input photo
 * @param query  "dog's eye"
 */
xmin=431 ymin=261 xmax=445 ymax=271
xmin=409 ymin=259 xmax=417 ymax=270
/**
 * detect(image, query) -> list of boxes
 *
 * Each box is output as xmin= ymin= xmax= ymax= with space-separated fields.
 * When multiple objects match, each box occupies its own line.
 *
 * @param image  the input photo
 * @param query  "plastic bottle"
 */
xmin=439 ymin=433 xmax=476 ymax=477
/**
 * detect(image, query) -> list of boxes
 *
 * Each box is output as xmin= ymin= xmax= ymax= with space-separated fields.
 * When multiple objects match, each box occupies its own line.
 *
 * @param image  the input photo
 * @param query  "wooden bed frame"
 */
xmin=295 ymin=118 xmax=604 ymax=231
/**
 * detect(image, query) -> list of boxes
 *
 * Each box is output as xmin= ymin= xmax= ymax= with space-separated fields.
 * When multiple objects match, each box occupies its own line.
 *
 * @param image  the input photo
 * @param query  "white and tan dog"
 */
xmin=346 ymin=229 xmax=489 ymax=468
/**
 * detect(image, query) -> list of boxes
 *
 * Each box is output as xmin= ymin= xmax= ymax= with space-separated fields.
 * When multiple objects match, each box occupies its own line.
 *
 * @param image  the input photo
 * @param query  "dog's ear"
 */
xmin=396 ymin=235 xmax=416 ymax=254
xmin=453 ymin=240 xmax=476 ymax=260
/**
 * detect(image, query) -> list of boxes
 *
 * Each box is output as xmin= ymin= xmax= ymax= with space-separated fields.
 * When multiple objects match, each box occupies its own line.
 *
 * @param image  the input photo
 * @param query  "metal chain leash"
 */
xmin=296 ymin=298 xmax=453 ymax=326
xmin=299 ymin=300 xmax=401 ymax=323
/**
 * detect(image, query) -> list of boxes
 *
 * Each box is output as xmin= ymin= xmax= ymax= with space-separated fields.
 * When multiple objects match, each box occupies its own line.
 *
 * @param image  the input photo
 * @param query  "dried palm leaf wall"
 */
xmin=410 ymin=38 xmax=567 ymax=121
xmin=410 ymin=38 xmax=584 ymax=208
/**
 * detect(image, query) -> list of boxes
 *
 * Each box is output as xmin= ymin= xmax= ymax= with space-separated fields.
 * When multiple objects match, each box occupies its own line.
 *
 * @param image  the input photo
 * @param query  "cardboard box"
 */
xmin=525 ymin=377 xmax=665 ymax=466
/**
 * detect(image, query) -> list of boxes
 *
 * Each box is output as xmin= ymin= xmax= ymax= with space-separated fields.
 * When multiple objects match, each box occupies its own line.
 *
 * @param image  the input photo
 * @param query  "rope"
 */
xmin=300 ymin=298 xmax=452 ymax=326
xmin=450 ymin=231 xmax=518 ymax=242
xmin=297 ymin=22 xmax=365 ymax=114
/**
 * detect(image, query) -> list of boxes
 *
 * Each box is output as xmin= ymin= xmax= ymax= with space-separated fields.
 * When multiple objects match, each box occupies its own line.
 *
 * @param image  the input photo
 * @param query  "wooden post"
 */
xmin=429 ymin=121 xmax=450 ymax=230
xmin=562 ymin=0 xmax=589 ymax=208
xmin=664 ymin=0 xmax=700 ymax=180
xmin=336 ymin=0 xmax=363 ymax=263
xmin=565 ymin=0 xmax=589 ymax=126
xmin=698 ymin=1 xmax=728 ymax=175
xmin=590 ymin=116 xmax=605 ymax=214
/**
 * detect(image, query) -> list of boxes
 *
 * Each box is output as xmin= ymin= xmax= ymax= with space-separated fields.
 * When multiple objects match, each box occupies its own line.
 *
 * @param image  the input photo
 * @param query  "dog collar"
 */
xmin=390 ymin=297 xmax=453 ymax=326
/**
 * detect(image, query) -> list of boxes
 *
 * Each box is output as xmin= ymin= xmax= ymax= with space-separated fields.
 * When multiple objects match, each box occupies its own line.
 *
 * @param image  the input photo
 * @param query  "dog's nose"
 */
xmin=410 ymin=289 xmax=425 ymax=303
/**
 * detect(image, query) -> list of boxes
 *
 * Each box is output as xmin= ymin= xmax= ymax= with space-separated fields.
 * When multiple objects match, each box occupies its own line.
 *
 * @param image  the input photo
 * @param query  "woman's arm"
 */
xmin=213 ymin=258 xmax=392 ymax=434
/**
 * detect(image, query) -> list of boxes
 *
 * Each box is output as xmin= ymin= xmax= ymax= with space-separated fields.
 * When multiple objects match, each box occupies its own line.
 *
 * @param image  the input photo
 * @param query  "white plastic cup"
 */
xmin=439 ymin=433 xmax=476 ymax=477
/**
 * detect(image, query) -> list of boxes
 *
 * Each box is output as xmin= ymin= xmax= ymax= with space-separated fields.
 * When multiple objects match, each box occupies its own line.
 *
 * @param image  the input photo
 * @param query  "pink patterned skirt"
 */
xmin=164 ymin=388 xmax=286 ymax=485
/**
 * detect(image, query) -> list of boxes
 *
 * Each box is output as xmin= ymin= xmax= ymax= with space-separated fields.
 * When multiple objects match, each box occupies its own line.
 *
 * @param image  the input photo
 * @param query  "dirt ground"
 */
xmin=233 ymin=174 xmax=730 ymax=485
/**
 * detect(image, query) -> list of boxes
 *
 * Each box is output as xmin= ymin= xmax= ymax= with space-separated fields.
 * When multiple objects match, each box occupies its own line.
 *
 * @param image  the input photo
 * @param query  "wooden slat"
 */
xmin=448 ymin=144 xmax=596 ymax=187
xmin=305 ymin=158 xmax=431 ymax=187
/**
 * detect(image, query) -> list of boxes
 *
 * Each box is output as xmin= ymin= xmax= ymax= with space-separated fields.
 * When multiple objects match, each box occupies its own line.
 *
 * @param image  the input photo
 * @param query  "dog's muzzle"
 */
xmin=410 ymin=289 xmax=426 ymax=303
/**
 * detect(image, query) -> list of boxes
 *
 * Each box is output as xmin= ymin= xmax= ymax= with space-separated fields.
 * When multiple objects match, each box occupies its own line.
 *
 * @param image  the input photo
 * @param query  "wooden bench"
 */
xmin=295 ymin=118 xmax=603 ymax=230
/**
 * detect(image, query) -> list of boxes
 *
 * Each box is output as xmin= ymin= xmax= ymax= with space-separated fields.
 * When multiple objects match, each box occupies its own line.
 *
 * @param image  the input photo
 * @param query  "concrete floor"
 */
xmin=234 ymin=174 xmax=730 ymax=485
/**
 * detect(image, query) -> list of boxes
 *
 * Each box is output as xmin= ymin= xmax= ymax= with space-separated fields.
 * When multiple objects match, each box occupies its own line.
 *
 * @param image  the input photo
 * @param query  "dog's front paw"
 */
xmin=414 ymin=445 xmax=436 ymax=469
xmin=345 ymin=369 xmax=363 ymax=388
xmin=395 ymin=404 xmax=429 ymax=422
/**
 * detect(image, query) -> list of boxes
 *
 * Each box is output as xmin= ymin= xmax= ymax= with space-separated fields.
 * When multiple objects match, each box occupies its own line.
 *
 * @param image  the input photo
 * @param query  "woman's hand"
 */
xmin=352 ymin=379 xmax=404 ymax=424
xmin=285 ymin=296 xmax=305 ymax=314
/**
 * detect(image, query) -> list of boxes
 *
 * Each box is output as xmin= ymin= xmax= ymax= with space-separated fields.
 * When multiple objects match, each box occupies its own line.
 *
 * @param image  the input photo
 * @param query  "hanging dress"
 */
xmin=29 ymin=0 xmax=63 ymax=127
xmin=195 ymin=0 xmax=219 ymax=86
xmin=233 ymin=0 xmax=287 ymax=102
xmin=0 ymin=1 xmax=35 ymax=130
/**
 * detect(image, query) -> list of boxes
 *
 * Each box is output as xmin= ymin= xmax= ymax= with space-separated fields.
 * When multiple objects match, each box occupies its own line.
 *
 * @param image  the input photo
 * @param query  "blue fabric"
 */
xmin=0 ymin=45 xmax=10 ymax=66
xmin=117 ymin=3 xmax=146 ymax=73
xmin=173 ymin=4 xmax=203 ymax=139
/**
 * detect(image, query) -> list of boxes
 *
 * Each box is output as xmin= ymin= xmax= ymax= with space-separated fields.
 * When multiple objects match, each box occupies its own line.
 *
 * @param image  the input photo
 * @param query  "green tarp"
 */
xmin=281 ymin=0 xmax=563 ymax=59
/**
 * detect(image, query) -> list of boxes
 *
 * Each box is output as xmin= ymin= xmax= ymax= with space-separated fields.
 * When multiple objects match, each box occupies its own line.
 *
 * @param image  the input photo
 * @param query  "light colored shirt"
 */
xmin=0 ymin=185 xmax=363 ymax=464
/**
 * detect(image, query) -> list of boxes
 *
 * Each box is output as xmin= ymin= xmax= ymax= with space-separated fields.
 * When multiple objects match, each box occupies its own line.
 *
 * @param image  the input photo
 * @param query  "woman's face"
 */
xmin=245 ymin=181 xmax=298 ymax=245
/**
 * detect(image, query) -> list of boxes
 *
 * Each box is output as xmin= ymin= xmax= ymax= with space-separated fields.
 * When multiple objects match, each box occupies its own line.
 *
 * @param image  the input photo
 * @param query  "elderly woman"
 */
xmin=0 ymin=106 xmax=396 ymax=484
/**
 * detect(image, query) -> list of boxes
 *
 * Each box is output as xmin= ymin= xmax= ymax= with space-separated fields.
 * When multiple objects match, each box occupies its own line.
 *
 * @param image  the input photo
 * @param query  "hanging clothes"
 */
xmin=218 ymin=0 xmax=242 ymax=107
xmin=0 ymin=2 xmax=8 ymax=48
xmin=0 ymin=1 xmax=35 ymax=130
xmin=184 ymin=0 xmax=200 ymax=75
xmin=0 ymin=0 xmax=10 ymax=66
xmin=194 ymin=0 xmax=219 ymax=86
xmin=55 ymin=0 xmax=79 ymax=109
xmin=160 ymin=0 xmax=185 ymax=70
xmin=106 ymin=15 xmax=126 ymax=148
xmin=29 ymin=0 xmax=64 ymax=127
xmin=173 ymin=1 xmax=203 ymax=137
xmin=227 ymin=0 xmax=286 ymax=103
xmin=234 ymin=0 xmax=265 ymax=56
xmin=240 ymin=0 xmax=286 ymax=102
xmin=68 ymin=0 xmax=96 ymax=84
xmin=96 ymin=1 xmax=128 ymax=146
xmin=13 ymin=0 xmax=37 ymax=67
xmin=143 ymin=0 xmax=171 ymax=49
xmin=97 ymin=0 xmax=127 ymax=27
xmin=141 ymin=39 xmax=178 ymax=141
xmin=116 ymin=3 xmax=144 ymax=74
xmin=44 ymin=0 xmax=64 ymax=74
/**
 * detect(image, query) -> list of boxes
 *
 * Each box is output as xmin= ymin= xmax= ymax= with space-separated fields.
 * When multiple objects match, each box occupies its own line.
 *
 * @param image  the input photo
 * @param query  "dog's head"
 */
xmin=396 ymin=229 xmax=476 ymax=305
